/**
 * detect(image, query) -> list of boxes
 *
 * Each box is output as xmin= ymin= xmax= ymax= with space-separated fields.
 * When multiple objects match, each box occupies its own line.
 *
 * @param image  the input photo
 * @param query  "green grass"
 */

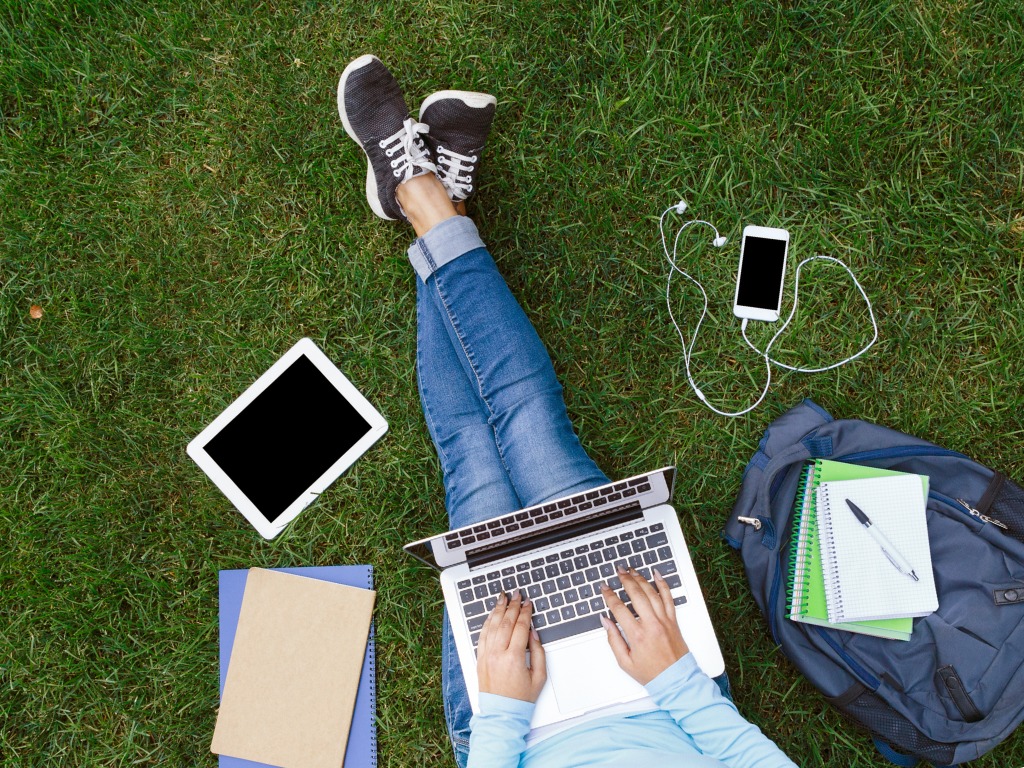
xmin=2 ymin=0 xmax=1023 ymax=765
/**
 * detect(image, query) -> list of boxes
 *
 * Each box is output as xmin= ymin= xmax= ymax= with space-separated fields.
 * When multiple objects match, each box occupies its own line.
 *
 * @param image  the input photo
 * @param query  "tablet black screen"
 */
xmin=203 ymin=354 xmax=372 ymax=522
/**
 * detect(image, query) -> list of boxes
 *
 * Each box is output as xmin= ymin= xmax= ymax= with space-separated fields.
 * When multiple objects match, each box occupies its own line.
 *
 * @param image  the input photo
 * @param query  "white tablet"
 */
xmin=187 ymin=338 xmax=388 ymax=539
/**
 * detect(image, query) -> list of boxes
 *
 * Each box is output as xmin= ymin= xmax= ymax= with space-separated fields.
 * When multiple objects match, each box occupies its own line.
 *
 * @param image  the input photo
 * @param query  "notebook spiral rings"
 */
xmin=786 ymin=463 xmax=817 ymax=618
xmin=366 ymin=569 xmax=378 ymax=767
xmin=818 ymin=484 xmax=846 ymax=618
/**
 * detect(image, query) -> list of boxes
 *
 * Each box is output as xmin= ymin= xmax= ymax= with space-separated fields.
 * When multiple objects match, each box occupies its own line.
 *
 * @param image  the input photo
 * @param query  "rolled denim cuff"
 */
xmin=407 ymin=215 xmax=486 ymax=282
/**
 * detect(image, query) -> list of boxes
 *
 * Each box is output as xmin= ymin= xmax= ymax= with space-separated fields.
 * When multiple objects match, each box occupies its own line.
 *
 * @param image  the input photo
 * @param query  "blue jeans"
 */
xmin=410 ymin=217 xmax=609 ymax=767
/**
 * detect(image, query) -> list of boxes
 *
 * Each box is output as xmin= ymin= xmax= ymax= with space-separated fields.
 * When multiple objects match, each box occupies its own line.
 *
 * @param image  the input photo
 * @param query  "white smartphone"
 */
xmin=733 ymin=225 xmax=789 ymax=322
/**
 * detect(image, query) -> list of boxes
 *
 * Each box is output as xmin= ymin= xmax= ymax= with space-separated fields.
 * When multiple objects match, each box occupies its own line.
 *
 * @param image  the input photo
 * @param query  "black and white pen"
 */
xmin=845 ymin=498 xmax=920 ymax=582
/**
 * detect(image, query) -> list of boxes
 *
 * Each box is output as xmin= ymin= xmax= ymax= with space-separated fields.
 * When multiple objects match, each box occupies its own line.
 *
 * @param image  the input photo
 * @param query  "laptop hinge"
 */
xmin=465 ymin=502 xmax=644 ymax=570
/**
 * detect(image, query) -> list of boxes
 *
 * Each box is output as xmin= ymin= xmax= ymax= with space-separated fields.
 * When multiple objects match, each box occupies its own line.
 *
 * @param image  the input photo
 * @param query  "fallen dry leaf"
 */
xmin=29 ymin=304 xmax=43 ymax=319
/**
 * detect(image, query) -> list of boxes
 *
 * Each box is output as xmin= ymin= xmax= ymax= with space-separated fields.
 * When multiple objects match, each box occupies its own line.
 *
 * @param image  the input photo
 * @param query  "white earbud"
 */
xmin=659 ymin=202 xmax=877 ymax=417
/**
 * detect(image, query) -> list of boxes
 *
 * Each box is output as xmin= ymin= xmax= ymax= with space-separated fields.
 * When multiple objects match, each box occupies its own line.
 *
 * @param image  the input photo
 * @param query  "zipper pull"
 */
xmin=738 ymin=516 xmax=762 ymax=530
xmin=956 ymin=498 xmax=1009 ymax=530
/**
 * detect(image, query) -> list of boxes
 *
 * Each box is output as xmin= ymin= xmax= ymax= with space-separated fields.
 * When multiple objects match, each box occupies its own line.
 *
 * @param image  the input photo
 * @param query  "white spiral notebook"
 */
xmin=817 ymin=475 xmax=938 ymax=623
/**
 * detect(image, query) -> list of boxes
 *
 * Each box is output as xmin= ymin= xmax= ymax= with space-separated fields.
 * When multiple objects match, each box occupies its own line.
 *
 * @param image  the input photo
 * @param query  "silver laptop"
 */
xmin=404 ymin=467 xmax=725 ymax=729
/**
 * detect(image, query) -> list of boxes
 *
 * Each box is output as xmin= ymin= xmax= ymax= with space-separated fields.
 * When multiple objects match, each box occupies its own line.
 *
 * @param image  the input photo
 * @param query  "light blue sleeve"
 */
xmin=466 ymin=693 xmax=534 ymax=768
xmin=645 ymin=655 xmax=799 ymax=768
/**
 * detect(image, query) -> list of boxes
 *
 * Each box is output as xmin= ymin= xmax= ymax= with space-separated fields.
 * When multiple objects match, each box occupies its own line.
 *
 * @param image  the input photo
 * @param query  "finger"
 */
xmin=618 ymin=567 xmax=656 ymax=621
xmin=491 ymin=590 xmax=522 ymax=650
xmin=629 ymin=568 xmax=666 ymax=620
xmin=479 ymin=591 xmax=508 ymax=653
xmin=528 ymin=626 xmax=547 ymax=685
xmin=509 ymin=598 xmax=534 ymax=651
xmin=600 ymin=581 xmax=635 ymax=630
xmin=600 ymin=614 xmax=632 ymax=670
xmin=653 ymin=569 xmax=675 ymax=615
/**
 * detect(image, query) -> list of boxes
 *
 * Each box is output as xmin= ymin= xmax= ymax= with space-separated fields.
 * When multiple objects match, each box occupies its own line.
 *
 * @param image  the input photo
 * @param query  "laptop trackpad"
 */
xmin=546 ymin=638 xmax=644 ymax=715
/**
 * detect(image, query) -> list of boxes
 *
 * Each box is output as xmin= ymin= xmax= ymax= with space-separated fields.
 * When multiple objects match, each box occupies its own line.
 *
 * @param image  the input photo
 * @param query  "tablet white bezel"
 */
xmin=187 ymin=338 xmax=388 ymax=539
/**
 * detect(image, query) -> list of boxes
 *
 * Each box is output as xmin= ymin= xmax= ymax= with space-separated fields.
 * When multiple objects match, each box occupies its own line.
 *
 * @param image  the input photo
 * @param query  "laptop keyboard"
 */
xmin=443 ymin=477 xmax=652 ymax=553
xmin=456 ymin=522 xmax=688 ymax=651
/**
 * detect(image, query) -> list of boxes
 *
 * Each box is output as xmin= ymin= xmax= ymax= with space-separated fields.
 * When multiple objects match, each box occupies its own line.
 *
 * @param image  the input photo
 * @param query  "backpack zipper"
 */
xmin=955 ymin=498 xmax=1008 ymax=529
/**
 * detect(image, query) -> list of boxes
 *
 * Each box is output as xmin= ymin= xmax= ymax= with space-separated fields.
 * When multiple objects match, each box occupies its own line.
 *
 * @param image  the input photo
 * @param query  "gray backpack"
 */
xmin=722 ymin=399 xmax=1024 ymax=766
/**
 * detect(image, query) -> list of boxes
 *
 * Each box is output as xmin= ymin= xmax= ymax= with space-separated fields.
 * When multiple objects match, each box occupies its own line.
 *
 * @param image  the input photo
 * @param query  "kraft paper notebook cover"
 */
xmin=788 ymin=461 xmax=928 ymax=640
xmin=214 ymin=567 xmax=376 ymax=768
xmin=817 ymin=474 xmax=938 ymax=623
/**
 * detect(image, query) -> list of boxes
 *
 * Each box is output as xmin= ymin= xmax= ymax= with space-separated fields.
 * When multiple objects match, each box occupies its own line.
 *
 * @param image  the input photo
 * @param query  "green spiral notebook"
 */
xmin=787 ymin=460 xmax=929 ymax=641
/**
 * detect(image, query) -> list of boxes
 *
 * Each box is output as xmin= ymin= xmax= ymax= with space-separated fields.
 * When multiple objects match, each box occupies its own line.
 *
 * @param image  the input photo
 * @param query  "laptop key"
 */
xmin=463 ymin=536 xmax=476 ymax=544
xmin=570 ymin=572 xmax=585 ymax=586
xmin=551 ymin=594 xmax=565 ymax=608
xmin=617 ymin=543 xmax=631 ymax=558
xmin=537 ymin=614 xmax=603 ymax=644
xmin=620 ymin=531 xmax=634 ymax=541
xmin=515 ymin=512 xmax=529 ymax=521
xmin=533 ymin=614 xmax=547 ymax=628
xmin=506 ymin=524 xmax=520 ymax=532
xmin=472 ymin=575 xmax=486 ymax=584
xmin=628 ymin=477 xmax=646 ymax=487
xmin=607 ymin=576 xmax=621 ymax=590
xmin=614 ymin=560 xmax=628 ymax=572
xmin=628 ymin=555 xmax=643 ymax=569
xmin=579 ymin=584 xmax=594 ymax=599
xmin=665 ymin=574 xmax=682 ymax=589
xmin=474 ymin=585 xmax=488 ymax=599
xmin=542 ymin=580 xmax=557 ymax=595
xmin=650 ymin=523 xmax=665 ymax=532
xmin=556 ymin=576 xmax=571 ymax=591
xmin=579 ymin=501 xmax=593 ymax=511
xmin=471 ymin=632 xmax=480 ymax=646
xmin=599 ymin=563 xmax=614 ymax=577
xmin=543 ymin=503 xmax=558 ymax=513
xmin=487 ymin=570 xmax=500 ymax=580
xmin=536 ymin=515 xmax=549 ymax=523
xmin=575 ymin=545 xmax=589 ymax=554
xmin=660 ymin=561 xmax=678 ymax=576
xmin=531 ymin=558 xmax=545 ymax=567
xmin=657 ymin=546 xmax=673 ymax=561
xmin=643 ymin=550 xmax=658 ymax=565
xmin=520 ymin=519 xmax=535 ymax=528
xmin=561 ymin=605 xmax=576 ymax=620
xmin=577 ymin=601 xmax=591 ymax=616
xmin=559 ymin=561 xmax=574 ymax=575
xmin=585 ymin=567 xmax=599 ymax=581
xmin=488 ymin=581 xmax=502 ymax=595
xmin=468 ymin=615 xmax=486 ymax=632
xmin=501 ymin=566 xmax=515 ymax=576
xmin=516 ymin=573 xmax=530 ymax=587
xmin=565 ymin=589 xmax=579 ymax=603
xmin=502 ymin=577 xmax=516 ymax=591
xmin=635 ymin=527 xmax=649 ymax=536
xmin=637 ymin=483 xmax=651 ymax=493
xmin=546 ymin=610 xmax=561 ymax=624
xmin=673 ymin=595 xmax=687 ymax=606
xmin=477 ymin=531 xmax=490 ymax=540
xmin=486 ymin=520 xmax=502 ymax=529
xmin=590 ymin=597 xmax=605 ymax=612
xmin=608 ymin=493 xmax=622 ymax=502
xmin=485 ymin=597 xmax=499 ymax=611
xmin=550 ymin=511 xmax=563 ymax=519
xmin=601 ymin=547 xmax=616 ymax=562
xmin=531 ymin=568 xmax=545 ymax=582
xmin=545 ymin=565 xmax=559 ymax=578
xmin=632 ymin=539 xmax=646 ymax=552
xmin=637 ymin=567 xmax=651 ymax=582
xmin=464 ymin=601 xmax=485 ymax=617
xmin=527 ymin=584 xmax=542 ymax=599
xmin=536 ymin=596 xmax=550 ymax=611
xmin=605 ymin=536 xmax=619 ymax=545
xmin=459 ymin=589 xmax=474 ymax=602
xmin=458 ymin=579 xmax=471 ymax=589
xmin=573 ymin=556 xmax=588 ymax=569
xmin=647 ymin=532 xmax=669 ymax=547
xmin=545 ymin=554 xmax=559 ymax=563
xmin=558 ymin=500 xmax=572 ymax=509
xmin=623 ymin=488 xmax=637 ymax=497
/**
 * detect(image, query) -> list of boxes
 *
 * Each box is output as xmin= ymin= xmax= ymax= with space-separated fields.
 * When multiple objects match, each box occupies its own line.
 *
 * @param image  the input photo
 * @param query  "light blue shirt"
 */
xmin=467 ymin=654 xmax=798 ymax=768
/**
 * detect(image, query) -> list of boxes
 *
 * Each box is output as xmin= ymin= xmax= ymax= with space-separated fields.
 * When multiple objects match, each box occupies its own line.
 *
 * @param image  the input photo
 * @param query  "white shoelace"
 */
xmin=379 ymin=117 xmax=436 ymax=181
xmin=435 ymin=145 xmax=477 ymax=200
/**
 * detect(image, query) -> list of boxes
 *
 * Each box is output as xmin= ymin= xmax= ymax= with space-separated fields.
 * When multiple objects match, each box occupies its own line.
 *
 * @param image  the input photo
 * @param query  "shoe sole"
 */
xmin=418 ymin=89 xmax=497 ymax=119
xmin=337 ymin=53 xmax=394 ymax=220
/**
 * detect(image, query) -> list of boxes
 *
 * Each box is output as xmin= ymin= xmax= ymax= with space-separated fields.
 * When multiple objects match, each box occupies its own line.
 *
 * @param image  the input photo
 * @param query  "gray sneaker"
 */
xmin=418 ymin=90 xmax=497 ymax=203
xmin=337 ymin=55 xmax=436 ymax=220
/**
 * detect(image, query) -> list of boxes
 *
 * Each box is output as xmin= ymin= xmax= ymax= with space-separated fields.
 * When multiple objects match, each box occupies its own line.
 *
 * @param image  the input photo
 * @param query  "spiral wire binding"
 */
xmin=367 ymin=566 xmax=378 ymax=766
xmin=786 ymin=463 xmax=817 ymax=617
xmin=818 ymin=484 xmax=846 ymax=621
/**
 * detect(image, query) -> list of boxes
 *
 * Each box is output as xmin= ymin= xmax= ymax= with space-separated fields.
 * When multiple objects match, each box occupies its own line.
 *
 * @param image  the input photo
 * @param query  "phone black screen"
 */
xmin=203 ymin=355 xmax=371 ymax=522
xmin=737 ymin=236 xmax=787 ymax=311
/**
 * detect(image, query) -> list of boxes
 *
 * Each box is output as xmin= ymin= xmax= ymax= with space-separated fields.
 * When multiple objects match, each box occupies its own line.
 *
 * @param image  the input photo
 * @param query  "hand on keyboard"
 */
xmin=477 ymin=590 xmax=547 ymax=703
xmin=600 ymin=567 xmax=690 ymax=685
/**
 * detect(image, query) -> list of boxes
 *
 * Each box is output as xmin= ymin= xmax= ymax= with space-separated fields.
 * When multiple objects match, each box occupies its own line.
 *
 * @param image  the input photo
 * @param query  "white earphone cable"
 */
xmin=660 ymin=203 xmax=878 ymax=417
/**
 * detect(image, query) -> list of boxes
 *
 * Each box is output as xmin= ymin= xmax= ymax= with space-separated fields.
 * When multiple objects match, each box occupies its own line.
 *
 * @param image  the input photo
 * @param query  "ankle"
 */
xmin=396 ymin=174 xmax=459 ymax=237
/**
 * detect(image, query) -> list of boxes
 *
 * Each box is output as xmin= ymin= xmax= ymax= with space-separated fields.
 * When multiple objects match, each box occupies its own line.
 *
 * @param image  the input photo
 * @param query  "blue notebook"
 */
xmin=218 ymin=566 xmax=377 ymax=767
